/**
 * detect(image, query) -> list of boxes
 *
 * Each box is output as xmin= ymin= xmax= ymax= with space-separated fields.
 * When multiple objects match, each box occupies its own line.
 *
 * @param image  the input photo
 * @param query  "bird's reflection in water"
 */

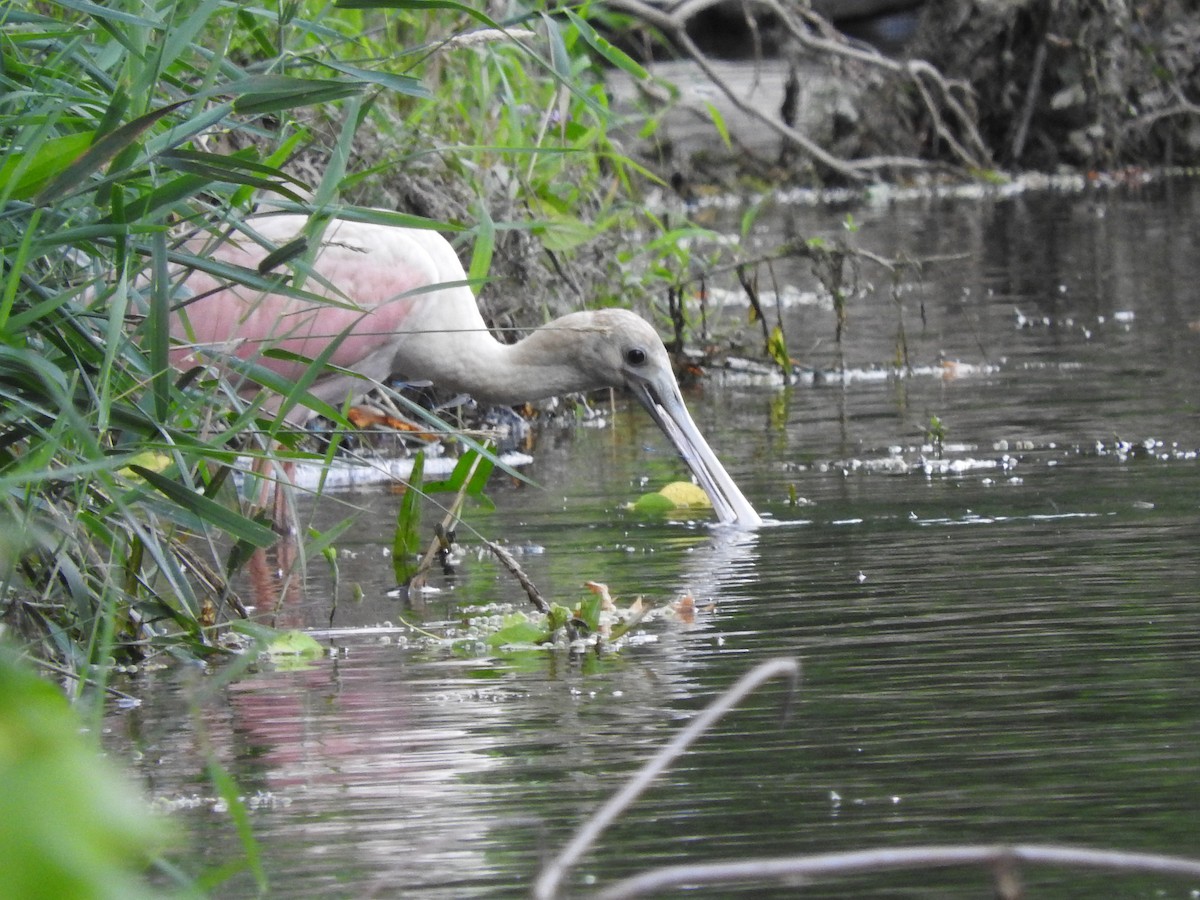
xmin=243 ymin=538 xmax=305 ymax=629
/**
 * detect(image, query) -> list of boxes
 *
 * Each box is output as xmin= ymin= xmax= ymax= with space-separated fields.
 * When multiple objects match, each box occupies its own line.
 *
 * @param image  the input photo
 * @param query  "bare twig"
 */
xmin=409 ymin=453 xmax=486 ymax=590
xmin=735 ymin=263 xmax=770 ymax=350
xmin=1010 ymin=34 xmax=1048 ymax=164
xmin=533 ymin=657 xmax=801 ymax=899
xmin=610 ymin=0 xmax=991 ymax=174
xmin=483 ymin=539 xmax=549 ymax=613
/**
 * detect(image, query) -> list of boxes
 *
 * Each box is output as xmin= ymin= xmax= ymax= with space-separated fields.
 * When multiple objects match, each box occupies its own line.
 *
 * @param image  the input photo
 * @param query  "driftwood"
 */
xmin=609 ymin=0 xmax=989 ymax=179
xmin=610 ymin=0 xmax=1200 ymax=177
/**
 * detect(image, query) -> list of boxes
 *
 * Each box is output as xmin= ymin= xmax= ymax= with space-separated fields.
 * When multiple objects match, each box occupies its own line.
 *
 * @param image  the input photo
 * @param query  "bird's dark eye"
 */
xmin=625 ymin=347 xmax=647 ymax=367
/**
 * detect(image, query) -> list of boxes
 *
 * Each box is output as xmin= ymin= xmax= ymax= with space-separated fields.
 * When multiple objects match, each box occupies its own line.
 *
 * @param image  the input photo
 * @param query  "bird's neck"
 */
xmin=460 ymin=320 xmax=604 ymax=404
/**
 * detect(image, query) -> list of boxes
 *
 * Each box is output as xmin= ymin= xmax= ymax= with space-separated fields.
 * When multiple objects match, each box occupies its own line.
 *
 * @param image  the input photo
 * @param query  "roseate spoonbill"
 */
xmin=170 ymin=215 xmax=762 ymax=527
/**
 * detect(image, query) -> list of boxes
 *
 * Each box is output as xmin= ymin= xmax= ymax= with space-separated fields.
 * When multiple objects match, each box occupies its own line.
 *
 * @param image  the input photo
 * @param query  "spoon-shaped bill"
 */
xmin=629 ymin=377 xmax=762 ymax=528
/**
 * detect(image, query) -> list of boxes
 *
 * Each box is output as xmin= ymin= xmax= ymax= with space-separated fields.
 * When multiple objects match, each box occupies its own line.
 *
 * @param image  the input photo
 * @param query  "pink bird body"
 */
xmin=170 ymin=215 xmax=762 ymax=527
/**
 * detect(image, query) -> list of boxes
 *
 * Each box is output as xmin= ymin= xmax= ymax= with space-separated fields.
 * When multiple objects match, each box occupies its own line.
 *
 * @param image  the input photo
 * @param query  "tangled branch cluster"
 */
xmin=609 ymin=0 xmax=989 ymax=180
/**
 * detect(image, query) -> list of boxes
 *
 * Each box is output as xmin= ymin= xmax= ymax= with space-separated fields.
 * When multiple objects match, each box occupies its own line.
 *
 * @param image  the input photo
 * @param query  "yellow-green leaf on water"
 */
xmin=264 ymin=630 xmax=324 ymax=660
xmin=630 ymin=481 xmax=713 ymax=515
xmin=657 ymin=481 xmax=712 ymax=508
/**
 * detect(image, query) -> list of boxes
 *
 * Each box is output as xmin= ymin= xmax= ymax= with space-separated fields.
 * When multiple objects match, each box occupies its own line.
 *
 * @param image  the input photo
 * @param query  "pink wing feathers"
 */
xmin=169 ymin=217 xmax=443 ymax=385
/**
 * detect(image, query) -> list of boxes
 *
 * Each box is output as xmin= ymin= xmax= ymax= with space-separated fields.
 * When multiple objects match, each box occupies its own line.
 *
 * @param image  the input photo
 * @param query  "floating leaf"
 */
xmin=657 ymin=481 xmax=712 ymax=508
xmin=631 ymin=491 xmax=678 ymax=514
xmin=486 ymin=613 xmax=548 ymax=648
xmin=630 ymin=481 xmax=713 ymax=517
xmin=263 ymin=630 xmax=325 ymax=661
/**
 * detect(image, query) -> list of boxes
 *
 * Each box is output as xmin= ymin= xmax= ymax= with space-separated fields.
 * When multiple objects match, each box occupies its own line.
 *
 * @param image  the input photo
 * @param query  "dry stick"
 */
xmin=405 ymin=456 xmax=548 ymax=613
xmin=1010 ymin=35 xmax=1048 ymax=164
xmin=766 ymin=259 xmax=786 ymax=344
xmin=784 ymin=1 xmax=991 ymax=166
xmin=606 ymin=0 xmax=870 ymax=181
xmin=483 ymin=539 xmax=549 ymax=614
xmin=907 ymin=61 xmax=987 ymax=167
xmin=532 ymin=657 xmax=801 ymax=900
xmin=1126 ymin=82 xmax=1200 ymax=134
xmin=674 ymin=237 xmax=964 ymax=308
xmin=32 ymin=658 xmax=140 ymax=702
xmin=594 ymin=844 xmax=1200 ymax=899
xmin=735 ymin=263 xmax=770 ymax=350
xmin=409 ymin=452 xmax=486 ymax=590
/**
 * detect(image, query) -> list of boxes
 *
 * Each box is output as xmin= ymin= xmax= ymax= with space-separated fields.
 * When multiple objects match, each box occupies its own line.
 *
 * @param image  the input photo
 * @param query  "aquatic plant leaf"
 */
xmin=263 ymin=630 xmax=325 ymax=660
xmin=630 ymin=481 xmax=713 ymax=516
xmin=631 ymin=491 xmax=677 ymax=514
xmin=657 ymin=481 xmax=712 ymax=508
xmin=576 ymin=592 xmax=603 ymax=632
xmin=487 ymin=613 xmax=547 ymax=648
xmin=392 ymin=451 xmax=425 ymax=584
xmin=767 ymin=324 xmax=789 ymax=373
xmin=547 ymin=604 xmax=572 ymax=633
xmin=424 ymin=448 xmax=495 ymax=497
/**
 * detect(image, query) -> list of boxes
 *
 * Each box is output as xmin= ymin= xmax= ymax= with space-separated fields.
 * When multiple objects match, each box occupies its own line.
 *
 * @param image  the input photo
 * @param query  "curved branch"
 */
xmin=533 ymin=657 xmax=802 ymax=900
xmin=609 ymin=0 xmax=992 ymax=174
xmin=595 ymin=844 xmax=1200 ymax=899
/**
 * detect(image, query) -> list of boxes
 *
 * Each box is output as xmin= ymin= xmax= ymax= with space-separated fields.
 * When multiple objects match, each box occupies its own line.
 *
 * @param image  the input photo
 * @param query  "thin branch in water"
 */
xmin=594 ymin=843 xmax=1200 ymax=899
xmin=533 ymin=657 xmax=801 ymax=899
xmin=483 ymin=539 xmax=549 ymax=614
xmin=735 ymin=263 xmax=770 ymax=351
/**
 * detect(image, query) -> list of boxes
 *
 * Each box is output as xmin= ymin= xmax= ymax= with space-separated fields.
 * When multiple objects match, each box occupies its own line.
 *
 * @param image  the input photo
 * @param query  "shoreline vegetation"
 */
xmin=2 ymin=1 xmax=1198 ymax=892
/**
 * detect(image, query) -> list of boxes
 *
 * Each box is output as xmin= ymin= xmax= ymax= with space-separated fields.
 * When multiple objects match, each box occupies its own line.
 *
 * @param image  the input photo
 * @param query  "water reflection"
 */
xmin=108 ymin=180 xmax=1200 ymax=898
